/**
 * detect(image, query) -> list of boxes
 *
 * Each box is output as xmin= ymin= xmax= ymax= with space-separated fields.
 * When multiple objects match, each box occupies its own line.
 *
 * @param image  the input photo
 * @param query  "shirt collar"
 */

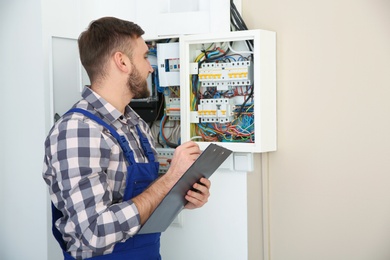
xmin=81 ymin=86 xmax=141 ymax=126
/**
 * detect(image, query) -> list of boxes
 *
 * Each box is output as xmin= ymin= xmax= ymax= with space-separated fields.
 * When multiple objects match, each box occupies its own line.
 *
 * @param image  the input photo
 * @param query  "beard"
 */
xmin=127 ymin=63 xmax=150 ymax=99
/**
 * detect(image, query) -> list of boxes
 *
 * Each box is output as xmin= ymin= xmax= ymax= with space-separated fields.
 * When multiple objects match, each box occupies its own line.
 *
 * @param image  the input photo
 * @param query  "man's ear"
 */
xmin=113 ymin=52 xmax=131 ymax=73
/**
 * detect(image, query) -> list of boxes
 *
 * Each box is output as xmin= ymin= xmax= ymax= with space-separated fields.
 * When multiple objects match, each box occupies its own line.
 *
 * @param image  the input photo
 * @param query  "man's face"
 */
xmin=127 ymin=37 xmax=153 ymax=99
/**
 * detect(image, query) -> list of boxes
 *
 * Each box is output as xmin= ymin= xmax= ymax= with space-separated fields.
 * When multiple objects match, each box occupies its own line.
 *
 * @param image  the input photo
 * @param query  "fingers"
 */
xmin=168 ymin=141 xmax=201 ymax=177
xmin=184 ymin=191 xmax=209 ymax=209
xmin=174 ymin=141 xmax=201 ymax=160
xmin=198 ymin=177 xmax=211 ymax=190
xmin=179 ymin=140 xmax=199 ymax=149
xmin=184 ymin=178 xmax=211 ymax=210
xmin=190 ymin=178 xmax=211 ymax=193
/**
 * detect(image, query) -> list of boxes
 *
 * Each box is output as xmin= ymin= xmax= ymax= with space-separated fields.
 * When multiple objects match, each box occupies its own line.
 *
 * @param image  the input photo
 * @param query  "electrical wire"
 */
xmin=228 ymin=42 xmax=254 ymax=55
xmin=159 ymin=114 xmax=179 ymax=148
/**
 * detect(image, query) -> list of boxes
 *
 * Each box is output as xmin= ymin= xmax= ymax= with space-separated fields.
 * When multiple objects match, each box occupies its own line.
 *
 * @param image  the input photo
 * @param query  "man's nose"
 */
xmin=149 ymin=62 xmax=154 ymax=74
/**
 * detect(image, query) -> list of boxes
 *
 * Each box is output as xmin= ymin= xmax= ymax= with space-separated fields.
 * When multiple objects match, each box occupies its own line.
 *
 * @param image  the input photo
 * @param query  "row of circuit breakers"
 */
xmin=153 ymin=42 xmax=253 ymax=124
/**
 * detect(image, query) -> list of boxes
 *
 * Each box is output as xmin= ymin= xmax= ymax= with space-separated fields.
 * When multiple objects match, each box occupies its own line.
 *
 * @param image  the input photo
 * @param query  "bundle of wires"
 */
xmin=195 ymin=116 xmax=254 ymax=143
xmin=194 ymin=100 xmax=255 ymax=143
xmin=230 ymin=0 xmax=248 ymax=31
xmin=230 ymin=0 xmax=253 ymax=51
xmin=159 ymin=114 xmax=180 ymax=148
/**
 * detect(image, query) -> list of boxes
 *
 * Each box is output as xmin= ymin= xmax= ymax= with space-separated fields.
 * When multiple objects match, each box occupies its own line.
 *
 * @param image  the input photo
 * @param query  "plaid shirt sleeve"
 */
xmin=43 ymin=112 xmax=141 ymax=258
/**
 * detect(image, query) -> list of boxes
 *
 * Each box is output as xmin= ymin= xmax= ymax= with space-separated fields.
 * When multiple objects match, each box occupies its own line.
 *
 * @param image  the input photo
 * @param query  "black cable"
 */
xmin=230 ymin=0 xmax=248 ymax=30
xmin=236 ymin=85 xmax=254 ymax=119
xmin=230 ymin=14 xmax=241 ymax=31
xmin=231 ymin=6 xmax=244 ymax=30
xmin=230 ymin=0 xmax=253 ymax=51
xmin=149 ymin=92 xmax=164 ymax=128
xmin=157 ymin=131 xmax=164 ymax=148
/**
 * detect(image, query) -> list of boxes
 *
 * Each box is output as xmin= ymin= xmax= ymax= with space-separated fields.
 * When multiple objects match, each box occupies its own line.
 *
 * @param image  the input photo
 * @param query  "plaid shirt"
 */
xmin=43 ymin=86 xmax=158 ymax=259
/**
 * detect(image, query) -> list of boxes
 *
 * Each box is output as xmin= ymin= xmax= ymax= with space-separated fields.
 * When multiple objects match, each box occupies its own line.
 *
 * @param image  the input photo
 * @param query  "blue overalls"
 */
xmin=51 ymin=108 xmax=161 ymax=260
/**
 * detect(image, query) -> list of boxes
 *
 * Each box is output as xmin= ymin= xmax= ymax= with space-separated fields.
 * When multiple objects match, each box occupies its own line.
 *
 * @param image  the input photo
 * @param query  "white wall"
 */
xmin=161 ymin=170 xmax=249 ymax=259
xmin=0 ymin=0 xmax=48 ymax=259
xmin=243 ymin=0 xmax=390 ymax=259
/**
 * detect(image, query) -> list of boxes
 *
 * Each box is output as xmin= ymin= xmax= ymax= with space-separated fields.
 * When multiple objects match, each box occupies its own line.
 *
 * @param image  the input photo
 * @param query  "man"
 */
xmin=43 ymin=16 xmax=210 ymax=260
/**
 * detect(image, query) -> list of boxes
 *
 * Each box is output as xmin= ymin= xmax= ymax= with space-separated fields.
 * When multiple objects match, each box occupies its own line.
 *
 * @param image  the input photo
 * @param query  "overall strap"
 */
xmin=135 ymin=126 xmax=156 ymax=163
xmin=66 ymin=108 xmax=136 ymax=165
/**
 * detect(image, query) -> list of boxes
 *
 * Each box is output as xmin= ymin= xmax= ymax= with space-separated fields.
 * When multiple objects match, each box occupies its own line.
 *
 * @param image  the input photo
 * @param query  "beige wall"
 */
xmin=244 ymin=0 xmax=390 ymax=259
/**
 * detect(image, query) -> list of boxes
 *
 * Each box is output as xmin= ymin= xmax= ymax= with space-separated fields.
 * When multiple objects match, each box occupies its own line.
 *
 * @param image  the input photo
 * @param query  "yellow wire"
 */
xmin=169 ymin=86 xmax=179 ymax=97
xmin=190 ymin=43 xmax=215 ymax=139
xmin=246 ymin=104 xmax=254 ymax=112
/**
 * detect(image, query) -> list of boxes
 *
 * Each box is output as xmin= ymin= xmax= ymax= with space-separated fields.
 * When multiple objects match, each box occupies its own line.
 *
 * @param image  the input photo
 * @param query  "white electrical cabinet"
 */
xmin=179 ymin=29 xmax=276 ymax=153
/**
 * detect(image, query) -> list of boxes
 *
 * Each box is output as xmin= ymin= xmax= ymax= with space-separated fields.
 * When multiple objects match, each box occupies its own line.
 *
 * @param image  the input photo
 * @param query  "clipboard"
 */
xmin=138 ymin=143 xmax=232 ymax=234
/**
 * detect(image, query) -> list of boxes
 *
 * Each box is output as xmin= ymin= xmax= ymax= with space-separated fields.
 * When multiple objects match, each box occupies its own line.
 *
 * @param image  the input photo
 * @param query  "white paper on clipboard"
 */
xmin=138 ymin=143 xmax=232 ymax=234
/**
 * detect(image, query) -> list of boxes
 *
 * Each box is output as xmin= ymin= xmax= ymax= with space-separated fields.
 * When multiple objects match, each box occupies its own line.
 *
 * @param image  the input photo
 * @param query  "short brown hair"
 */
xmin=78 ymin=17 xmax=144 ymax=83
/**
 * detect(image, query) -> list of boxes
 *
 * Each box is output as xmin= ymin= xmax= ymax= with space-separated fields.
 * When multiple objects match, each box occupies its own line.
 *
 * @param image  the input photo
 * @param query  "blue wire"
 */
xmin=207 ymin=50 xmax=220 ymax=59
xmin=159 ymin=115 xmax=167 ymax=146
xmin=151 ymin=65 xmax=164 ymax=93
xmin=199 ymin=123 xmax=216 ymax=135
xmin=223 ymin=55 xmax=237 ymax=61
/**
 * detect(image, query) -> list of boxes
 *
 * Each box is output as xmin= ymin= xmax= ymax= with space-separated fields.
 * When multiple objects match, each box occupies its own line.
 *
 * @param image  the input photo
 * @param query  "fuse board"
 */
xmin=180 ymin=29 xmax=276 ymax=153
xmin=144 ymin=40 xmax=182 ymax=159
